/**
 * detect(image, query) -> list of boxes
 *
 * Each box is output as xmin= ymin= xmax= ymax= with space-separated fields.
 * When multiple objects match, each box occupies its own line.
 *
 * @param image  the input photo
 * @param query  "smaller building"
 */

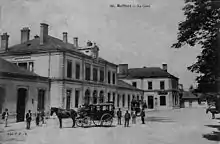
xmin=181 ymin=91 xmax=199 ymax=108
xmin=118 ymin=63 xmax=180 ymax=110
xmin=0 ymin=58 xmax=50 ymax=123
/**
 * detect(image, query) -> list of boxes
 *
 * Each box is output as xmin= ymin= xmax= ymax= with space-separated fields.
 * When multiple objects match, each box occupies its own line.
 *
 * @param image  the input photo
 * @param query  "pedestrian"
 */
xmin=116 ymin=108 xmax=122 ymax=125
xmin=41 ymin=110 xmax=45 ymax=125
xmin=140 ymin=109 xmax=145 ymax=124
xmin=2 ymin=108 xmax=9 ymax=127
xmin=131 ymin=111 xmax=136 ymax=124
xmin=36 ymin=108 xmax=40 ymax=126
xmin=26 ymin=110 xmax=32 ymax=129
xmin=124 ymin=110 xmax=131 ymax=127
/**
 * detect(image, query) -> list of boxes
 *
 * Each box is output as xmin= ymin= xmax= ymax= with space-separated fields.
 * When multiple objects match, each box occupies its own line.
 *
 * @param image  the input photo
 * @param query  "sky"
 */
xmin=0 ymin=0 xmax=202 ymax=90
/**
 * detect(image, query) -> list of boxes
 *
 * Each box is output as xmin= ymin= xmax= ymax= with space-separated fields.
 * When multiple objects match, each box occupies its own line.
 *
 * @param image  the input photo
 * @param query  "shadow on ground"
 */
xmin=146 ymin=116 xmax=174 ymax=123
xmin=203 ymin=125 xmax=220 ymax=141
xmin=65 ymin=125 xmax=116 ymax=129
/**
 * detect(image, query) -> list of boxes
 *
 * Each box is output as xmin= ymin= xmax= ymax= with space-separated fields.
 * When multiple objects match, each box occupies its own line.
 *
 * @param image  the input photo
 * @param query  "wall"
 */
xmin=0 ymin=77 xmax=49 ymax=122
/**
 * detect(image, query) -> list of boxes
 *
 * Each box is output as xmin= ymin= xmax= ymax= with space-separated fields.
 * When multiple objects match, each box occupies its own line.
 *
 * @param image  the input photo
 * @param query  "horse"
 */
xmin=206 ymin=107 xmax=219 ymax=119
xmin=50 ymin=107 xmax=77 ymax=128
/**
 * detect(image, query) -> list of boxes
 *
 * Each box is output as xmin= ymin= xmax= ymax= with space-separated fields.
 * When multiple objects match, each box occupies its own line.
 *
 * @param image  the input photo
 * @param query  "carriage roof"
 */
xmin=89 ymin=102 xmax=114 ymax=107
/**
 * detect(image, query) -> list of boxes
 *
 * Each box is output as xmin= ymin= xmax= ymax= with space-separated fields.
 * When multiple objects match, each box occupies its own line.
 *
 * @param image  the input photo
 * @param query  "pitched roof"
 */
xmin=117 ymin=80 xmax=143 ymax=91
xmin=0 ymin=57 xmax=47 ymax=80
xmin=182 ymin=91 xmax=198 ymax=99
xmin=118 ymin=67 xmax=178 ymax=79
xmin=1 ymin=36 xmax=117 ymax=66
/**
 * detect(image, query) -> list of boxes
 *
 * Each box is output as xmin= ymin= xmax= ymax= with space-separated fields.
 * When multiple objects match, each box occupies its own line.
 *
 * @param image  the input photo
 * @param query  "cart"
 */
xmin=75 ymin=102 xmax=114 ymax=127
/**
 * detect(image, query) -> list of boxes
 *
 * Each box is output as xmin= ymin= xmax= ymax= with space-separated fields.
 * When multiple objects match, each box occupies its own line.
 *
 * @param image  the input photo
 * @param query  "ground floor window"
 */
xmin=117 ymin=94 xmax=120 ymax=107
xmin=122 ymin=94 xmax=125 ymax=107
xmin=160 ymin=96 xmax=166 ymax=106
xmin=128 ymin=95 xmax=130 ymax=108
xmin=75 ymin=90 xmax=79 ymax=108
xmin=108 ymin=93 xmax=111 ymax=102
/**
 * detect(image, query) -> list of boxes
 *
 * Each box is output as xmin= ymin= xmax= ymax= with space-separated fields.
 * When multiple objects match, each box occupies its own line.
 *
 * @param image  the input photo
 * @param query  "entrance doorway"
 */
xmin=16 ymin=88 xmax=27 ymax=122
xmin=0 ymin=87 xmax=6 ymax=113
xmin=148 ymin=96 xmax=154 ymax=109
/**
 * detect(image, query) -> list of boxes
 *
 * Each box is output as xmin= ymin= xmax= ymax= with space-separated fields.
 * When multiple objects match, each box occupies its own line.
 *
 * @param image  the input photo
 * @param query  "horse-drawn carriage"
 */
xmin=75 ymin=102 xmax=115 ymax=127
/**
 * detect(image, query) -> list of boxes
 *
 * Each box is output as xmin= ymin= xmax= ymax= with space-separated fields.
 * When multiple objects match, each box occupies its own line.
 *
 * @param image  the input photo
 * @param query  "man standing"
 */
xmin=140 ymin=109 xmax=145 ymax=124
xmin=124 ymin=110 xmax=131 ymax=127
xmin=131 ymin=111 xmax=136 ymax=124
xmin=2 ymin=108 xmax=9 ymax=127
xmin=116 ymin=108 xmax=122 ymax=125
xmin=26 ymin=110 xmax=32 ymax=129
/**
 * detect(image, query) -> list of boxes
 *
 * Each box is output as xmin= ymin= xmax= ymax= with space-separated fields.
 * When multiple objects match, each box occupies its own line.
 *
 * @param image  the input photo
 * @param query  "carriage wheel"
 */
xmin=82 ymin=116 xmax=92 ymax=127
xmin=100 ymin=113 xmax=113 ymax=127
xmin=76 ymin=118 xmax=84 ymax=127
xmin=93 ymin=119 xmax=101 ymax=126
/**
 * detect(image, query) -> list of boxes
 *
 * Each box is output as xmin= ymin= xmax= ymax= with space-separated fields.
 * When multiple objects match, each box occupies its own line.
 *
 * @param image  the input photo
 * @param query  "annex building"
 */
xmin=0 ymin=57 xmax=49 ymax=122
xmin=118 ymin=64 xmax=180 ymax=110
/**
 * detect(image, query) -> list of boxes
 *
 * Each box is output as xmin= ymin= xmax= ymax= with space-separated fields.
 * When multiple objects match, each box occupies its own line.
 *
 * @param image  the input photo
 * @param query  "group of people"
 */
xmin=116 ymin=108 xmax=145 ymax=127
xmin=1 ymin=108 xmax=45 ymax=130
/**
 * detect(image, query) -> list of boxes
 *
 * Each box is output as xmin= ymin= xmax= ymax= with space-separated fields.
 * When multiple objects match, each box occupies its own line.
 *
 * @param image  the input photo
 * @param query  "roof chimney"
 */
xmin=73 ymin=37 xmax=78 ymax=48
xmin=21 ymin=27 xmax=30 ymax=43
xmin=118 ymin=64 xmax=128 ymax=75
xmin=162 ymin=63 xmax=167 ymax=72
xmin=63 ymin=32 xmax=68 ymax=43
xmin=40 ymin=23 xmax=49 ymax=45
xmin=1 ymin=33 xmax=9 ymax=51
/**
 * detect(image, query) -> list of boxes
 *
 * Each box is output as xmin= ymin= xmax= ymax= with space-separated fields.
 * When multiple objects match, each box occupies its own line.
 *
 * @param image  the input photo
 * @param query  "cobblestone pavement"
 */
xmin=0 ymin=107 xmax=219 ymax=144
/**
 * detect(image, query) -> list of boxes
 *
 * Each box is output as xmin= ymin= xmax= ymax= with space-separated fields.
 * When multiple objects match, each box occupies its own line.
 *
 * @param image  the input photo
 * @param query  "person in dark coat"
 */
xmin=124 ymin=110 xmax=131 ymax=127
xmin=36 ymin=108 xmax=40 ymax=126
xmin=2 ymin=108 xmax=9 ymax=127
xmin=26 ymin=110 xmax=32 ymax=129
xmin=140 ymin=109 xmax=145 ymax=124
xmin=116 ymin=108 xmax=122 ymax=125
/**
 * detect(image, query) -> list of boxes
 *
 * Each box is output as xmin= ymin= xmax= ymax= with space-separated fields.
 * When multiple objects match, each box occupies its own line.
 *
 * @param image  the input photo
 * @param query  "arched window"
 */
xmin=93 ymin=90 xmax=97 ymax=104
xmin=85 ymin=89 xmax=90 ymax=105
xmin=99 ymin=91 xmax=104 ymax=103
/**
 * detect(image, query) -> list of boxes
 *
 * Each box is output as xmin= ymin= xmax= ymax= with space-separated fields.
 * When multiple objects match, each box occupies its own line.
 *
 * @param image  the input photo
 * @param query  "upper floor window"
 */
xmin=75 ymin=63 xmax=80 ymax=79
xmin=67 ymin=60 xmax=72 ymax=78
xmin=85 ymin=64 xmax=91 ymax=81
xmin=160 ymin=81 xmax=165 ymax=90
xmin=100 ymin=68 xmax=104 ymax=82
xmin=93 ymin=67 xmax=98 ymax=81
xmin=148 ymin=81 xmax=152 ymax=90
xmin=112 ymin=72 xmax=116 ymax=84
xmin=108 ymin=71 xmax=111 ymax=84
xmin=132 ymin=82 xmax=137 ymax=87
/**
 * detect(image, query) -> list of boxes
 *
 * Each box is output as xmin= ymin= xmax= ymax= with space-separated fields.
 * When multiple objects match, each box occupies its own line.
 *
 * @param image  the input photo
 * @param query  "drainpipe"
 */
xmin=48 ymin=52 xmax=51 ymax=112
xmin=62 ymin=52 xmax=66 ymax=108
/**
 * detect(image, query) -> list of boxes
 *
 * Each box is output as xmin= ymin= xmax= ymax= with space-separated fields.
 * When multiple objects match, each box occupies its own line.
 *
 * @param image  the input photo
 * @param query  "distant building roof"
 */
xmin=118 ymin=67 xmax=178 ymax=80
xmin=182 ymin=91 xmax=198 ymax=99
xmin=0 ymin=35 xmax=117 ymax=66
xmin=0 ymin=57 xmax=48 ymax=81
xmin=117 ymin=80 xmax=143 ymax=91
